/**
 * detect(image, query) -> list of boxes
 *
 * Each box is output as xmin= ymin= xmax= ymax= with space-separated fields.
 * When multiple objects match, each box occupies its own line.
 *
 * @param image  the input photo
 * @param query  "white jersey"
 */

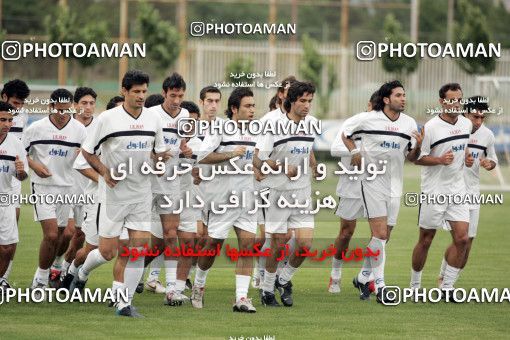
xmin=82 ymin=105 xmax=166 ymax=205
xmin=256 ymin=114 xmax=318 ymax=191
xmin=24 ymin=116 xmax=87 ymax=187
xmin=343 ymin=110 xmax=418 ymax=198
xmin=0 ymin=134 xmax=28 ymax=192
xmin=10 ymin=109 xmax=28 ymax=141
xmin=178 ymin=136 xmax=202 ymax=201
xmin=464 ymin=124 xmax=498 ymax=196
xmin=72 ymin=117 xmax=98 ymax=196
xmin=418 ymin=114 xmax=472 ymax=195
xmin=149 ymin=105 xmax=189 ymax=194
xmin=331 ymin=115 xmax=362 ymax=199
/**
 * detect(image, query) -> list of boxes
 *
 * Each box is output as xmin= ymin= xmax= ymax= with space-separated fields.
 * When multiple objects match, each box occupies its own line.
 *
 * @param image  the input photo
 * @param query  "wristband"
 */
xmin=350 ymin=148 xmax=360 ymax=155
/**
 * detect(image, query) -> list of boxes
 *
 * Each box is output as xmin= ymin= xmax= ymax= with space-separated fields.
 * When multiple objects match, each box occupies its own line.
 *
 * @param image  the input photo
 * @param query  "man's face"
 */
xmin=385 ymin=87 xmax=406 ymax=113
xmin=2 ymin=95 xmax=24 ymax=110
xmin=163 ymin=88 xmax=185 ymax=112
xmin=440 ymin=89 xmax=463 ymax=117
xmin=233 ymin=96 xmax=255 ymax=121
xmin=467 ymin=110 xmax=485 ymax=133
xmin=122 ymin=84 xmax=148 ymax=110
xmin=200 ymin=92 xmax=221 ymax=119
xmin=74 ymin=94 xmax=96 ymax=119
xmin=291 ymin=92 xmax=314 ymax=118
xmin=51 ymin=102 xmax=73 ymax=119
xmin=0 ymin=111 xmax=14 ymax=134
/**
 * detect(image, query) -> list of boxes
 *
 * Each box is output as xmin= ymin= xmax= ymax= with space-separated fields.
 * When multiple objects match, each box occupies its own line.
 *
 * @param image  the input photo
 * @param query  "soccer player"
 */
xmin=436 ymin=96 xmax=497 ymax=284
xmin=191 ymin=87 xmax=258 ymax=313
xmin=106 ymin=96 xmax=124 ymax=110
xmin=75 ymin=70 xmax=167 ymax=317
xmin=50 ymin=87 xmax=98 ymax=287
xmin=0 ymin=79 xmax=30 ymax=283
xmin=254 ymin=81 xmax=319 ymax=307
xmin=410 ymin=83 xmax=472 ymax=294
xmin=328 ymin=91 xmax=378 ymax=294
xmin=0 ymin=101 xmax=28 ymax=291
xmin=24 ymin=89 xmax=87 ymax=289
xmin=342 ymin=80 xmax=422 ymax=303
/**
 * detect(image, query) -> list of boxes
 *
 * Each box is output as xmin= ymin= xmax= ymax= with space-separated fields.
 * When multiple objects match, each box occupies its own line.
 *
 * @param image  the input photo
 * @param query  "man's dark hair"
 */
xmin=50 ymin=88 xmax=73 ymax=105
xmin=273 ymin=75 xmax=297 ymax=107
xmin=1 ymin=79 xmax=30 ymax=100
xmin=106 ymin=96 xmax=124 ymax=110
xmin=0 ymin=101 xmax=16 ymax=114
xmin=144 ymin=94 xmax=164 ymax=108
xmin=225 ymin=87 xmax=253 ymax=119
xmin=439 ymin=83 xmax=462 ymax=99
xmin=373 ymin=80 xmax=404 ymax=111
xmin=74 ymin=87 xmax=97 ymax=103
xmin=464 ymin=95 xmax=489 ymax=116
xmin=162 ymin=72 xmax=186 ymax=92
xmin=269 ymin=95 xmax=278 ymax=110
xmin=181 ymin=100 xmax=200 ymax=115
xmin=121 ymin=70 xmax=149 ymax=91
xmin=283 ymin=81 xmax=315 ymax=113
xmin=369 ymin=90 xmax=379 ymax=108
xmin=199 ymin=86 xmax=221 ymax=101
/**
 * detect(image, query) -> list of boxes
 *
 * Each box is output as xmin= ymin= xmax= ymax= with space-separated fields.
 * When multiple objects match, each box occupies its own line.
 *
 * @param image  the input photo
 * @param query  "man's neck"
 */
xmin=287 ymin=111 xmax=302 ymax=123
xmin=383 ymin=107 xmax=400 ymax=120
xmin=162 ymin=102 xmax=179 ymax=117
xmin=49 ymin=113 xmax=70 ymax=128
xmin=439 ymin=112 xmax=458 ymax=124
xmin=74 ymin=113 xmax=92 ymax=126
xmin=0 ymin=133 xmax=7 ymax=144
xmin=123 ymin=104 xmax=142 ymax=118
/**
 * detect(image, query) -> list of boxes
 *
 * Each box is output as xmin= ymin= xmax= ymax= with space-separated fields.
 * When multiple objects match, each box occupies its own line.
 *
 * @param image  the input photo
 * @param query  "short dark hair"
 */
xmin=283 ymin=81 xmax=315 ymax=113
xmin=199 ymin=86 xmax=221 ymax=101
xmin=0 ymin=101 xmax=16 ymax=114
xmin=373 ymin=80 xmax=404 ymax=111
xmin=439 ymin=83 xmax=462 ymax=99
xmin=369 ymin=90 xmax=379 ymax=108
xmin=225 ymin=87 xmax=253 ymax=119
xmin=269 ymin=95 xmax=278 ymax=110
xmin=181 ymin=100 xmax=200 ymax=115
xmin=464 ymin=95 xmax=489 ymax=115
xmin=106 ymin=96 xmax=124 ymax=110
xmin=275 ymin=75 xmax=298 ymax=107
xmin=162 ymin=72 xmax=186 ymax=92
xmin=144 ymin=94 xmax=164 ymax=108
xmin=122 ymin=70 xmax=149 ymax=91
xmin=1 ymin=79 xmax=30 ymax=100
xmin=50 ymin=88 xmax=73 ymax=105
xmin=74 ymin=87 xmax=97 ymax=103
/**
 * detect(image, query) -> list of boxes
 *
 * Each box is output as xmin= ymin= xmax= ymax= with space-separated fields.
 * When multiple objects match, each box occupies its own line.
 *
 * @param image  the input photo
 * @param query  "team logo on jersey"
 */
xmin=239 ymin=150 xmax=254 ymax=160
xmin=164 ymin=136 xmax=178 ymax=145
xmin=49 ymin=148 xmax=68 ymax=157
xmin=53 ymin=134 xmax=67 ymax=141
xmin=385 ymin=126 xmax=399 ymax=132
xmin=129 ymin=124 xmax=144 ymax=130
xmin=380 ymin=141 xmax=401 ymax=149
xmin=290 ymin=146 xmax=310 ymax=154
xmin=126 ymin=141 xmax=149 ymax=149
xmin=451 ymin=144 xmax=465 ymax=152
xmin=0 ymin=164 xmax=10 ymax=173
xmin=449 ymin=129 xmax=462 ymax=135
xmin=470 ymin=151 xmax=479 ymax=159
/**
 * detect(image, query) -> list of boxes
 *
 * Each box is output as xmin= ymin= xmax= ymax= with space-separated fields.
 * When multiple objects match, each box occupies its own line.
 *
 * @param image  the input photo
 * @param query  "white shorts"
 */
xmin=256 ymin=188 xmax=270 ymax=225
xmin=207 ymin=193 xmax=257 ymax=240
xmin=360 ymin=183 xmax=401 ymax=226
xmin=31 ymin=183 xmax=72 ymax=228
xmin=69 ymin=205 xmax=84 ymax=228
xmin=442 ymin=207 xmax=480 ymax=238
xmin=98 ymin=199 xmax=151 ymax=238
xmin=418 ymin=195 xmax=469 ymax=229
xmin=11 ymin=179 xmax=21 ymax=209
xmin=335 ymin=197 xmax=365 ymax=221
xmin=265 ymin=186 xmax=315 ymax=234
xmin=150 ymin=207 xmax=198 ymax=239
xmin=0 ymin=205 xmax=18 ymax=245
xmin=152 ymin=193 xmax=181 ymax=215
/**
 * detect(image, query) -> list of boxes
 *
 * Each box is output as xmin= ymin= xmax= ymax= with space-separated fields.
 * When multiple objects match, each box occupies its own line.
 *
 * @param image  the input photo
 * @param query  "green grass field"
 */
xmin=2 ymin=163 xmax=510 ymax=339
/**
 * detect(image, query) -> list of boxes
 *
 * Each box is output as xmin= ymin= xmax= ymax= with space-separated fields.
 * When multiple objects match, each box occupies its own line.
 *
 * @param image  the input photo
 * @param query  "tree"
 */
xmin=137 ymin=2 xmax=181 ymax=72
xmin=299 ymin=34 xmax=336 ymax=117
xmin=225 ymin=57 xmax=254 ymax=83
xmin=454 ymin=0 xmax=496 ymax=74
xmin=380 ymin=13 xmax=420 ymax=79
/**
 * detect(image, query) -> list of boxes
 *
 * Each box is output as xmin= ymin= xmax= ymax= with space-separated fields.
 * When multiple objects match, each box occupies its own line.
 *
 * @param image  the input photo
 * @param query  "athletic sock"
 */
xmin=79 ymin=249 xmax=108 ymax=281
xmin=235 ymin=274 xmax=251 ymax=301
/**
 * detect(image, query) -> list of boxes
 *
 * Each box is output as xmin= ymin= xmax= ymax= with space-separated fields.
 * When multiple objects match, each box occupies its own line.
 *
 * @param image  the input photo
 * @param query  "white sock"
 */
xmin=164 ymin=259 xmax=178 ymax=293
xmin=331 ymin=257 xmax=343 ymax=280
xmin=33 ymin=267 xmax=50 ymax=286
xmin=252 ymin=261 xmax=259 ymax=278
xmin=193 ymin=267 xmax=209 ymax=288
xmin=112 ymin=280 xmax=124 ymax=302
xmin=368 ymin=237 xmax=386 ymax=292
xmin=235 ymin=274 xmax=251 ymax=301
xmin=441 ymin=263 xmax=461 ymax=289
xmin=68 ymin=261 xmax=78 ymax=276
xmin=439 ymin=258 xmax=447 ymax=278
xmin=188 ymin=264 xmax=196 ymax=279
xmin=175 ymin=279 xmax=186 ymax=294
xmin=2 ymin=260 xmax=13 ymax=280
xmin=411 ymin=269 xmax=422 ymax=289
xmin=51 ymin=255 xmax=64 ymax=270
xmin=79 ymin=249 xmax=108 ymax=281
xmin=357 ymin=257 xmax=372 ymax=284
xmin=114 ymin=282 xmax=129 ymax=310
xmin=262 ymin=270 xmax=276 ymax=293
xmin=278 ymin=263 xmax=297 ymax=285
xmin=148 ymin=254 xmax=163 ymax=282
xmin=124 ymin=247 xmax=145 ymax=305
xmin=62 ymin=260 xmax=71 ymax=273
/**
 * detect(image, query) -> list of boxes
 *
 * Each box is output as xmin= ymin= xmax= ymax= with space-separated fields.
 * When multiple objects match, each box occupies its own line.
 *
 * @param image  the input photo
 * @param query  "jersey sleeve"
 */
xmin=22 ymin=123 xmax=34 ymax=155
xmin=16 ymin=139 xmax=29 ymax=173
xmin=486 ymin=133 xmax=498 ymax=164
xmin=153 ymin=115 xmax=167 ymax=154
xmin=331 ymin=127 xmax=350 ymax=157
xmin=73 ymin=151 xmax=91 ymax=170
xmin=197 ymin=132 xmax=222 ymax=162
xmin=255 ymin=132 xmax=274 ymax=161
xmin=418 ymin=122 xmax=432 ymax=160
xmin=82 ymin=115 xmax=103 ymax=155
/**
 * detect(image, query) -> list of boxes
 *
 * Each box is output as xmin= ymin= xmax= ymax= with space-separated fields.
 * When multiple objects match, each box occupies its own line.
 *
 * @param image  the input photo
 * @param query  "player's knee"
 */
xmin=455 ymin=235 xmax=470 ymax=248
xmin=295 ymin=238 xmax=313 ymax=251
xmin=44 ymin=230 xmax=59 ymax=245
xmin=339 ymin=228 xmax=354 ymax=241
xmin=100 ymin=249 xmax=116 ymax=261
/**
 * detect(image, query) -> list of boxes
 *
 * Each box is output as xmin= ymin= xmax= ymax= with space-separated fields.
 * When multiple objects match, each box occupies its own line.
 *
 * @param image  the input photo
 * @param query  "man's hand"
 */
xmin=254 ymin=166 xmax=266 ymax=182
xmin=180 ymin=139 xmax=193 ymax=158
xmin=103 ymin=170 xmax=119 ymax=188
xmin=350 ymin=152 xmax=362 ymax=168
xmin=155 ymin=150 xmax=172 ymax=162
xmin=232 ymin=146 xmax=246 ymax=158
xmin=465 ymin=152 xmax=474 ymax=168
xmin=31 ymin=161 xmax=52 ymax=178
xmin=14 ymin=156 xmax=24 ymax=173
xmin=285 ymin=164 xmax=298 ymax=179
xmin=439 ymin=150 xmax=454 ymax=165
xmin=412 ymin=126 xmax=424 ymax=148
xmin=192 ymin=167 xmax=202 ymax=185
xmin=480 ymin=158 xmax=494 ymax=170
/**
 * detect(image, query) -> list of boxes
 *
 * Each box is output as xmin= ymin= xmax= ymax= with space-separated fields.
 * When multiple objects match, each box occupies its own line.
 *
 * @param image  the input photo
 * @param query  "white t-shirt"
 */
xmin=10 ymin=109 xmax=28 ymax=140
xmin=82 ymin=105 xmax=166 ymax=205
xmin=24 ymin=115 xmax=87 ymax=187
xmin=343 ymin=110 xmax=418 ymax=198
xmin=0 ymin=134 xmax=28 ymax=192
xmin=71 ymin=117 xmax=98 ymax=196
xmin=418 ymin=114 xmax=472 ymax=195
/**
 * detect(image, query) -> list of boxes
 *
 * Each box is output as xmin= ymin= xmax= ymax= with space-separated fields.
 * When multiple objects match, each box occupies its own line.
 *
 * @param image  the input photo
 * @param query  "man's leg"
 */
xmin=143 ymin=236 xmax=165 ymax=293
xmin=410 ymin=228 xmax=437 ymax=289
xmin=161 ymin=213 xmax=180 ymax=298
xmin=233 ymin=227 xmax=256 ymax=313
xmin=32 ymin=219 xmax=60 ymax=287
xmin=330 ymin=218 xmax=356 ymax=293
xmin=441 ymin=221 xmax=469 ymax=289
xmin=175 ymin=230 xmax=195 ymax=297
